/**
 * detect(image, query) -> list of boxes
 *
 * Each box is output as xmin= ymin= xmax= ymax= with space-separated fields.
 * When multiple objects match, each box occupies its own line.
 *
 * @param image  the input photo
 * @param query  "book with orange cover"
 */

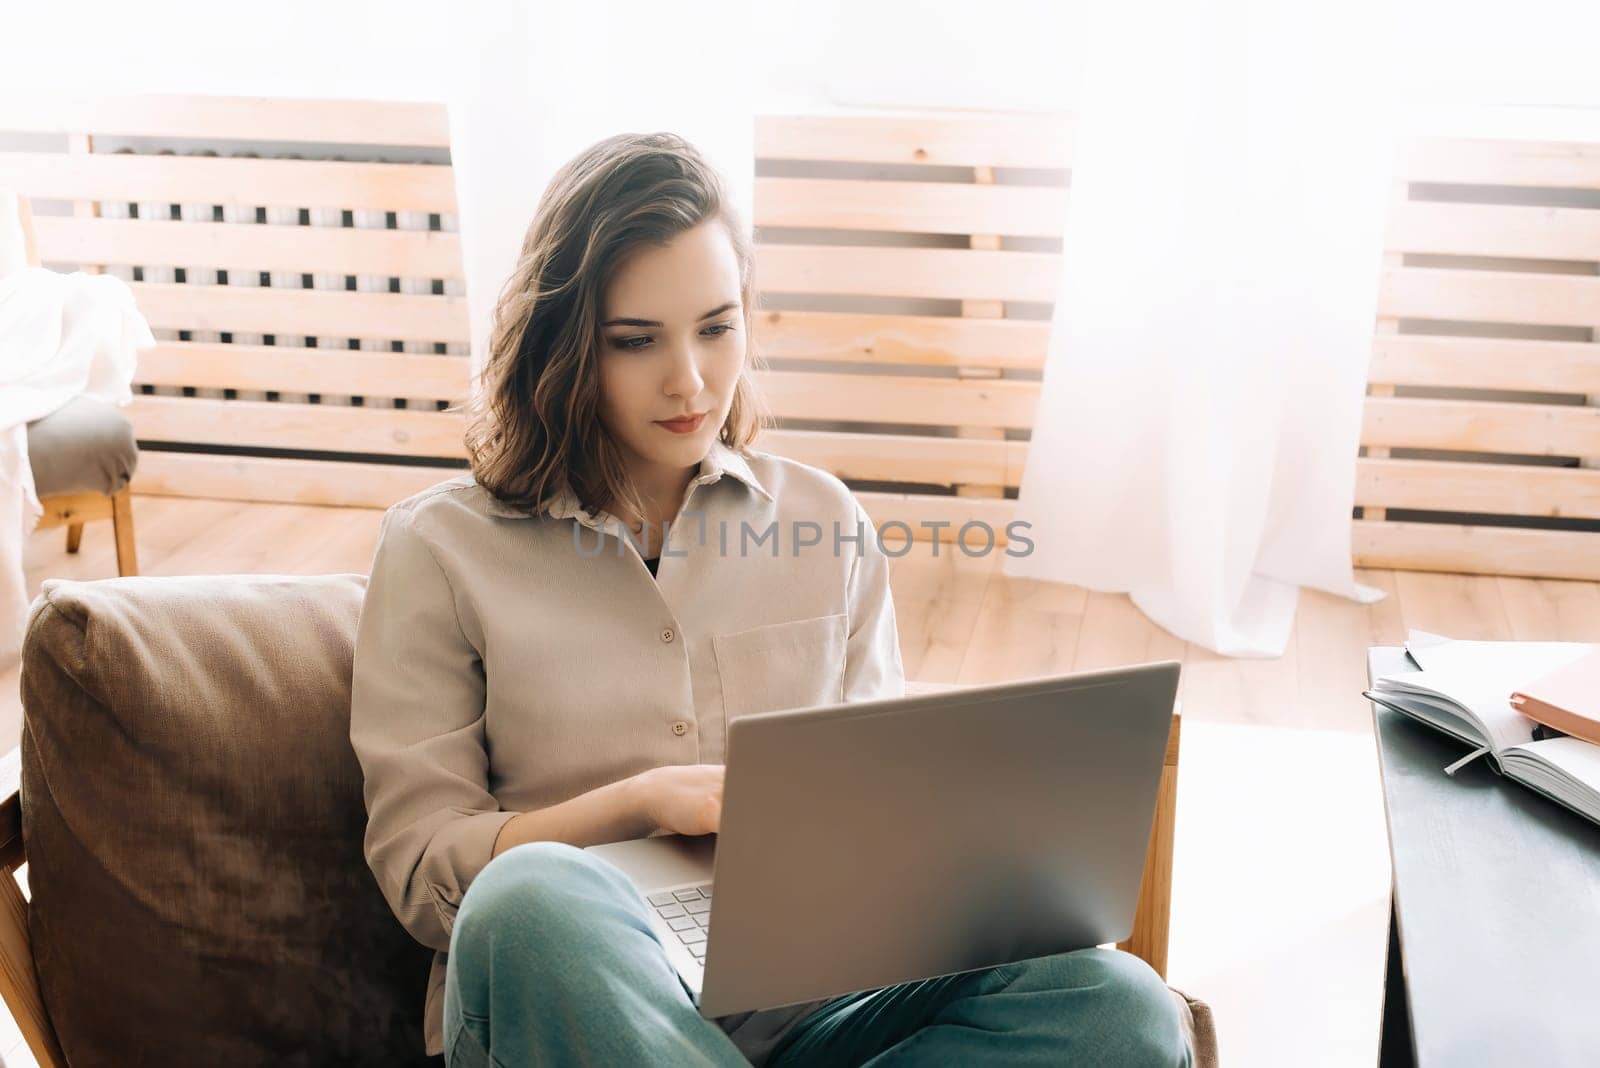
xmin=1511 ymin=649 xmax=1600 ymax=746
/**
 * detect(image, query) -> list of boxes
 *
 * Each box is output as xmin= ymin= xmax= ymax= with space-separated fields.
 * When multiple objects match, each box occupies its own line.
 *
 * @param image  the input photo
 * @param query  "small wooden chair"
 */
xmin=11 ymin=193 xmax=139 ymax=576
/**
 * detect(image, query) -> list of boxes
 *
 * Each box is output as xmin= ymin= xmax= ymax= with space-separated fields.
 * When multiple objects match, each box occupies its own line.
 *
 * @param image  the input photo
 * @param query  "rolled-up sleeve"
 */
xmin=349 ymin=506 xmax=517 ymax=952
xmin=842 ymin=501 xmax=906 ymax=703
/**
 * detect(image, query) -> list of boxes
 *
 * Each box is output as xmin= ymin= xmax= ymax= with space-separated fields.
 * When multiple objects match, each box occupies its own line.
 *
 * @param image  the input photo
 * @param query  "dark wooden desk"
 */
xmin=1369 ymin=647 xmax=1600 ymax=1067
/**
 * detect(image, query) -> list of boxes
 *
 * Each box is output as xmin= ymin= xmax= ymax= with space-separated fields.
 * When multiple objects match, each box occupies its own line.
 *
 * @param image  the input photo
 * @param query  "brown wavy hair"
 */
xmin=456 ymin=131 xmax=769 ymax=524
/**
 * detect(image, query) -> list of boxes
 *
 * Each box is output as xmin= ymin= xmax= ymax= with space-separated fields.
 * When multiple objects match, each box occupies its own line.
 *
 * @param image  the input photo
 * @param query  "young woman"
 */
xmin=349 ymin=132 xmax=1191 ymax=1067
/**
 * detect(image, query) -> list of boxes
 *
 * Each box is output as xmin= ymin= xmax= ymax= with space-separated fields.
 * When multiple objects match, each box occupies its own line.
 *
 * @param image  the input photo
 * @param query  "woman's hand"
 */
xmin=632 ymin=764 xmax=725 ymax=837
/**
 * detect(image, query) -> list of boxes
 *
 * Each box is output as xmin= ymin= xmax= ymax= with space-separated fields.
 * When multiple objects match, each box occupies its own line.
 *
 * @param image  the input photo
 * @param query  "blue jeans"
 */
xmin=445 ymin=841 xmax=1192 ymax=1067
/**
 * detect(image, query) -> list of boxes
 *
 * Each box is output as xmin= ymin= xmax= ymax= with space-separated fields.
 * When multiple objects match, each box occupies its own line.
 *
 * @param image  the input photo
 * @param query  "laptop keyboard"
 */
xmin=646 ymin=884 xmax=713 ymax=960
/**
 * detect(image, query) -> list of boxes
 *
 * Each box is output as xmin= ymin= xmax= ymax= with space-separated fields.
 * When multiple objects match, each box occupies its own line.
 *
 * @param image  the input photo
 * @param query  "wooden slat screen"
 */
xmin=1358 ymin=136 xmax=1600 ymax=580
xmin=12 ymin=97 xmax=1594 ymax=579
xmin=751 ymin=113 xmax=1070 ymax=545
xmin=0 ymin=95 xmax=470 ymax=507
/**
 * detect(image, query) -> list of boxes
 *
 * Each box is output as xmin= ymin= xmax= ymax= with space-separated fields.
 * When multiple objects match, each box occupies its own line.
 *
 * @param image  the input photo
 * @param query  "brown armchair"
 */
xmin=0 ymin=573 xmax=1215 ymax=1066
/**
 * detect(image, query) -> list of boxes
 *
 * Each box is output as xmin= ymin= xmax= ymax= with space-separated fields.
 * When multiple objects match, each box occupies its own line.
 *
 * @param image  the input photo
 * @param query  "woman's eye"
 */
xmin=609 ymin=324 xmax=734 ymax=352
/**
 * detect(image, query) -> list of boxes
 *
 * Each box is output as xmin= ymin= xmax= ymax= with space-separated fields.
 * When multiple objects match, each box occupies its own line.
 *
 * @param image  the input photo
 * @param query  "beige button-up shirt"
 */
xmin=349 ymin=438 xmax=906 ymax=1060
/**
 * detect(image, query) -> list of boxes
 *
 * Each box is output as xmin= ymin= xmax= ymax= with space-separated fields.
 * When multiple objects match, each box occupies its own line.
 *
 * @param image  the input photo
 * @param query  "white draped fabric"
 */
xmin=1003 ymin=0 xmax=1399 ymax=656
xmin=0 ymin=189 xmax=153 ymax=671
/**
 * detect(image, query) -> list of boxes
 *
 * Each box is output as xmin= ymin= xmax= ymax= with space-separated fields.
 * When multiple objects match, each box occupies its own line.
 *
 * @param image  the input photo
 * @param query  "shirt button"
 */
xmin=661 ymin=627 xmax=675 ymax=643
xmin=672 ymin=720 xmax=689 ymax=736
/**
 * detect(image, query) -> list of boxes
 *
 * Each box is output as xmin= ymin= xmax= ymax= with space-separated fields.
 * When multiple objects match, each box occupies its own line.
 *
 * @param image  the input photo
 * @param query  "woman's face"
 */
xmin=597 ymin=220 xmax=747 ymax=496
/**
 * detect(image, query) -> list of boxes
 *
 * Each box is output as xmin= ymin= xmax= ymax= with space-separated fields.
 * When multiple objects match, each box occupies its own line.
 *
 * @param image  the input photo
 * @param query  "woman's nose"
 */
xmin=664 ymin=340 xmax=706 ymax=398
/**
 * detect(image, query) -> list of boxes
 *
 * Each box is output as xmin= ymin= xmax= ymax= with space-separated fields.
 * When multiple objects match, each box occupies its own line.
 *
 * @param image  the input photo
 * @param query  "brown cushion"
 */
xmin=25 ymin=395 xmax=138 ymax=498
xmin=18 ymin=572 xmax=438 ymax=1066
xmin=1168 ymin=985 xmax=1219 ymax=1068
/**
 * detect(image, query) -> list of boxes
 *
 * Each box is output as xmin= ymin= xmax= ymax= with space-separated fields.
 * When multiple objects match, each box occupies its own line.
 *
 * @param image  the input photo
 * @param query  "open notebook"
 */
xmin=1364 ymin=630 xmax=1600 ymax=829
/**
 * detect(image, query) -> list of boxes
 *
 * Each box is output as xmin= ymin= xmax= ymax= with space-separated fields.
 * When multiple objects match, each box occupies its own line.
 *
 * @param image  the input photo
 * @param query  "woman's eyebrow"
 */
xmin=602 ymin=300 xmax=740 ymax=328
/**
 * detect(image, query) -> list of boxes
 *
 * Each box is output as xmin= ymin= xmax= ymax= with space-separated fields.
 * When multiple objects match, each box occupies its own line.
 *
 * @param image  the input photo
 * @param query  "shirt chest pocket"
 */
xmin=711 ymin=613 xmax=848 ymax=748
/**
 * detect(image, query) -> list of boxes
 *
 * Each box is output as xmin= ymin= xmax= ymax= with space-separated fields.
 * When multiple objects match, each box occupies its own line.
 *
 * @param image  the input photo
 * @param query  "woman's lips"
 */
xmin=655 ymin=413 xmax=706 ymax=434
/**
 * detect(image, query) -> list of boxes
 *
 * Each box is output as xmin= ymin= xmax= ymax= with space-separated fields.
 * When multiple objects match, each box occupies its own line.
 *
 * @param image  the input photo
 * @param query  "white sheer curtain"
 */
xmin=765 ymin=0 xmax=1397 ymax=657
xmin=445 ymin=0 xmax=1600 ymax=659
xmin=444 ymin=0 xmax=754 ymax=381
xmin=1002 ymin=0 xmax=1399 ymax=657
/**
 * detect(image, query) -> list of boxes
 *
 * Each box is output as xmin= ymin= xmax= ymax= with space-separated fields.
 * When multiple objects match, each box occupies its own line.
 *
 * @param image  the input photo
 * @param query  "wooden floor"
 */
xmin=3 ymin=495 xmax=1599 ymax=1067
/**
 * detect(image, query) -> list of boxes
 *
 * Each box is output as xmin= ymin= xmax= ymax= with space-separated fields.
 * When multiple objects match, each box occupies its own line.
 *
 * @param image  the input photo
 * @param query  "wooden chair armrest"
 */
xmin=1117 ymin=713 xmax=1180 ymax=979
xmin=0 ymin=748 xmax=20 ymax=873
xmin=0 ymin=746 xmax=67 ymax=1067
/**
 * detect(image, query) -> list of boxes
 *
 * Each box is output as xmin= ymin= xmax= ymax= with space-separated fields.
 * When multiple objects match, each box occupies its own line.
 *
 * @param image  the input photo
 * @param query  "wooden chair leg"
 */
xmin=64 ymin=524 xmax=83 ymax=554
xmin=110 ymin=488 xmax=138 ymax=577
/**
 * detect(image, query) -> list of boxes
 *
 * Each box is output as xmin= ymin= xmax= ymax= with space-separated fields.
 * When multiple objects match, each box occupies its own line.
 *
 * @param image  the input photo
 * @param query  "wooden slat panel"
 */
xmin=1362 ymin=136 xmax=1600 ymax=584
xmin=954 ymin=162 xmax=1009 ymax=500
xmin=756 ymin=114 xmax=1073 ymax=170
xmin=754 ymin=177 xmax=1068 ymax=237
xmin=1355 ymin=457 xmax=1600 ymax=520
xmin=131 ymin=453 xmax=1032 ymax=536
xmin=757 ymin=244 xmax=1060 ymax=303
xmin=0 ymin=152 xmax=458 ymax=214
xmin=131 ymin=451 xmax=459 ymax=508
xmin=128 ymin=396 xmax=467 ymax=458
xmin=1366 ymin=184 xmax=1410 ymax=524
xmin=1368 ymin=335 xmax=1600 ymax=394
xmin=1352 ymin=519 xmax=1600 ymax=581
xmin=1404 ymin=137 xmax=1600 ymax=189
xmin=755 ymin=370 xmax=1040 ymax=429
xmin=754 ymin=309 xmax=1049 ymax=370
xmin=0 ymin=95 xmax=450 ymax=147
xmin=759 ymin=428 xmax=1027 ymax=487
xmin=128 ymin=281 xmax=469 ymax=344
xmin=856 ymin=491 xmax=1019 ymax=546
xmin=1378 ymin=266 xmax=1600 ymax=327
xmin=1362 ymin=396 xmax=1600 ymax=457
xmin=1386 ymin=201 xmax=1600 ymax=260
xmin=133 ymin=342 xmax=470 ymax=398
xmin=34 ymin=216 xmax=462 ymax=278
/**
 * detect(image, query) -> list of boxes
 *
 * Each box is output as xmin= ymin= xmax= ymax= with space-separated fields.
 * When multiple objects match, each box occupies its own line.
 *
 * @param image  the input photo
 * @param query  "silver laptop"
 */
xmin=584 ymin=660 xmax=1180 ymax=1019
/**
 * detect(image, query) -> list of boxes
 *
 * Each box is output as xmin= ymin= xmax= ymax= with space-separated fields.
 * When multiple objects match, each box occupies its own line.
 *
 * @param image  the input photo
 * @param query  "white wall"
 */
xmin=2 ymin=0 xmax=453 ymax=101
xmin=6 ymin=0 xmax=1599 ymax=124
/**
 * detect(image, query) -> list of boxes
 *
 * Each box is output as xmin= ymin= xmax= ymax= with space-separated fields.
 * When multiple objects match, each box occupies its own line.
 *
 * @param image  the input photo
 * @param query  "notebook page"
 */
xmin=1502 ymin=738 xmax=1600 ymax=822
xmin=1403 ymin=629 xmax=1454 ymax=656
xmin=1404 ymin=632 xmax=1597 ymax=683
xmin=1377 ymin=669 xmax=1536 ymax=752
xmin=1365 ymin=684 xmax=1488 ymax=748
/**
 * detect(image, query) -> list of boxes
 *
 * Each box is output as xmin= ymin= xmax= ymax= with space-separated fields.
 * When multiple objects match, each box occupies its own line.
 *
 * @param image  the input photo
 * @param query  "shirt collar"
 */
xmin=483 ymin=438 xmax=773 ymax=528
